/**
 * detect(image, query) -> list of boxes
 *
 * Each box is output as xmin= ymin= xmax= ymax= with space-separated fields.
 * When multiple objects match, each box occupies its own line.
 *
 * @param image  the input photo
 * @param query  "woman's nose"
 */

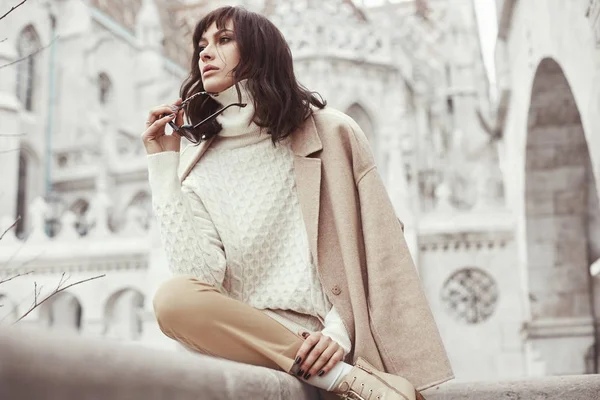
xmin=200 ymin=47 xmax=214 ymax=61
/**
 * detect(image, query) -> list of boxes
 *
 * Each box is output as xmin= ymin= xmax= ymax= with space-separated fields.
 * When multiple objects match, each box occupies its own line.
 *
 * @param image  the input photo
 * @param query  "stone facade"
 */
xmin=495 ymin=0 xmax=600 ymax=376
xmin=0 ymin=0 xmax=525 ymax=383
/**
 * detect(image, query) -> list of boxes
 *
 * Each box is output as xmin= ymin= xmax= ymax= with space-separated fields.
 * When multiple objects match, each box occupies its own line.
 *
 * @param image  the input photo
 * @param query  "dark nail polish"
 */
xmin=301 ymin=332 xmax=308 ymax=338
xmin=297 ymin=369 xmax=304 ymax=376
xmin=304 ymin=373 xmax=311 ymax=380
xmin=318 ymin=370 xmax=324 ymax=376
xmin=295 ymin=356 xmax=301 ymax=364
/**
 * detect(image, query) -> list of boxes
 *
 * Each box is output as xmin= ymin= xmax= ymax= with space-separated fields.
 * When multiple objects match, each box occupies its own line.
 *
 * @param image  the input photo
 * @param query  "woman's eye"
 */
xmin=198 ymin=45 xmax=206 ymax=52
xmin=219 ymin=37 xmax=232 ymax=44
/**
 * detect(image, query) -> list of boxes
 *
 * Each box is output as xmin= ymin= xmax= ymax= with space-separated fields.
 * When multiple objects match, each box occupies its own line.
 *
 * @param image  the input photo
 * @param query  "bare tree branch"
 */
xmin=0 ymin=148 xmax=19 ymax=154
xmin=0 ymin=133 xmax=25 ymax=137
xmin=0 ymin=38 xmax=7 ymax=44
xmin=0 ymin=216 xmax=20 ymax=241
xmin=0 ymin=0 xmax=29 ymax=22
xmin=0 ymin=36 xmax=58 ymax=70
xmin=14 ymin=274 xmax=105 ymax=323
xmin=0 ymin=270 xmax=32 ymax=285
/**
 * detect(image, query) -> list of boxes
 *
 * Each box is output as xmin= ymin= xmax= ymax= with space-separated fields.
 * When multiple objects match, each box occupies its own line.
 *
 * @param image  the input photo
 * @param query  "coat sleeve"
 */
xmin=357 ymin=167 xmax=452 ymax=388
xmin=345 ymin=119 xmax=453 ymax=389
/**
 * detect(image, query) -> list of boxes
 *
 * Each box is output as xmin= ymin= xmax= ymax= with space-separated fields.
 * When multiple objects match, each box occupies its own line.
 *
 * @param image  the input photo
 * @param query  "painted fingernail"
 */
xmin=318 ymin=370 xmax=324 ymax=376
xmin=295 ymin=356 xmax=302 ymax=364
xmin=297 ymin=369 xmax=304 ymax=376
xmin=301 ymin=332 xmax=309 ymax=338
xmin=304 ymin=373 xmax=311 ymax=380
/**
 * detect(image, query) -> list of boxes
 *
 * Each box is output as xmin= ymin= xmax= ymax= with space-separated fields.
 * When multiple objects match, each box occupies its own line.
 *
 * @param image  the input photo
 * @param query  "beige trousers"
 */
xmin=153 ymin=275 xmax=306 ymax=374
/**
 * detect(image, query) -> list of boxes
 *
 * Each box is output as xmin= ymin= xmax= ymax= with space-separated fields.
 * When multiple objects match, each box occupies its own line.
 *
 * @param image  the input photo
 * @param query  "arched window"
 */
xmin=39 ymin=292 xmax=83 ymax=332
xmin=16 ymin=26 xmax=41 ymax=111
xmin=345 ymin=103 xmax=378 ymax=167
xmin=15 ymin=152 xmax=27 ymax=238
xmin=98 ymin=72 xmax=112 ymax=105
xmin=127 ymin=191 xmax=152 ymax=231
xmin=104 ymin=289 xmax=145 ymax=340
xmin=345 ymin=103 xmax=375 ymax=141
xmin=70 ymin=199 xmax=90 ymax=236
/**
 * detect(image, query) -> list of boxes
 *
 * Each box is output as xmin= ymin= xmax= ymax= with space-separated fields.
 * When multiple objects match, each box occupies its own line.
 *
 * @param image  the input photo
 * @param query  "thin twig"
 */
xmin=0 ymin=38 xmax=7 ymax=44
xmin=0 ymin=148 xmax=19 ymax=154
xmin=14 ymin=274 xmax=105 ymax=323
xmin=0 ymin=36 xmax=58 ymax=70
xmin=0 ymin=216 xmax=20 ymax=241
xmin=0 ymin=133 xmax=25 ymax=137
xmin=0 ymin=270 xmax=33 ymax=285
xmin=0 ymin=0 xmax=29 ymax=22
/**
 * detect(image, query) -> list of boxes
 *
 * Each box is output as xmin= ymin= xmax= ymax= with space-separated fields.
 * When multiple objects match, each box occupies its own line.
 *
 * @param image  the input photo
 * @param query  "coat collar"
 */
xmin=177 ymin=114 xmax=323 ymax=266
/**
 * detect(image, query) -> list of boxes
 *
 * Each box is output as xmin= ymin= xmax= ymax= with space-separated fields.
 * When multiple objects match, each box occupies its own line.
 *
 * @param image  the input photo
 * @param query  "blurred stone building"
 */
xmin=493 ymin=0 xmax=600 ymax=377
xmin=1 ymin=0 xmax=584 ymax=383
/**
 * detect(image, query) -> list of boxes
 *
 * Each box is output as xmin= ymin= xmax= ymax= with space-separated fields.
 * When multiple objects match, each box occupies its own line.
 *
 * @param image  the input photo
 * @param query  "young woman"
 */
xmin=142 ymin=6 xmax=453 ymax=400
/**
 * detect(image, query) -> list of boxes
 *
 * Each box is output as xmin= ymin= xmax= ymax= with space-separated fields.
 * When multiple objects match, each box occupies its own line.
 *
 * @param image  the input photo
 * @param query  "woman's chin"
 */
xmin=202 ymin=78 xmax=234 ymax=94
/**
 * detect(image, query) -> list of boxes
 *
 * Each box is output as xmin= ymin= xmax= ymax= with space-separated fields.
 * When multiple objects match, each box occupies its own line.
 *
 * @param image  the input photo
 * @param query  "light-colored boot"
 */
xmin=333 ymin=357 xmax=423 ymax=400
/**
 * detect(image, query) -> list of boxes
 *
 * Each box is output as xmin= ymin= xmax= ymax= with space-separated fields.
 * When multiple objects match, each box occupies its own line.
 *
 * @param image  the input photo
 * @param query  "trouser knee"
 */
xmin=153 ymin=275 xmax=220 ymax=340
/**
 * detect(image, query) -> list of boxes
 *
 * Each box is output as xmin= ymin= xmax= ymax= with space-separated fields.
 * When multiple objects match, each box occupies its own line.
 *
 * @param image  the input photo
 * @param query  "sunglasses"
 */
xmin=168 ymin=91 xmax=247 ymax=141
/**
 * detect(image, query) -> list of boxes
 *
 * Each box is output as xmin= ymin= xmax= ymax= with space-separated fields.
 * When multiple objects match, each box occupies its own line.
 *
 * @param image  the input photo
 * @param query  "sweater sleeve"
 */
xmin=147 ymin=151 xmax=227 ymax=289
xmin=321 ymin=305 xmax=352 ymax=356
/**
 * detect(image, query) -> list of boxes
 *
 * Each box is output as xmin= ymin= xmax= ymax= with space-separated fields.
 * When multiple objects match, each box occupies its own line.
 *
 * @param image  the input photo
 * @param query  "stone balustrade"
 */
xmin=1 ymin=325 xmax=599 ymax=400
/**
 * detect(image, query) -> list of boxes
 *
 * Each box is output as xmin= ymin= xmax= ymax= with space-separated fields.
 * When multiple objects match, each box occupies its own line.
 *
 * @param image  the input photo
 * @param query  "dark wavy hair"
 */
xmin=179 ymin=6 xmax=326 ymax=145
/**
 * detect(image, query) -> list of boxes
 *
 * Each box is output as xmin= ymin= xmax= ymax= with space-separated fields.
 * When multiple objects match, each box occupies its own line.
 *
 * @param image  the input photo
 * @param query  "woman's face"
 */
xmin=198 ymin=20 xmax=240 ymax=93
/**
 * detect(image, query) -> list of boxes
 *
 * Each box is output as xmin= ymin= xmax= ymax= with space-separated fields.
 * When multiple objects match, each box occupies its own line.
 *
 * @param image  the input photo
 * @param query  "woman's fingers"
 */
xmin=147 ymin=104 xmax=180 ymax=125
xmin=316 ymin=347 xmax=345 ymax=378
xmin=144 ymin=113 xmax=176 ymax=136
xmin=294 ymin=332 xmax=319 ymax=374
xmin=305 ymin=339 xmax=339 ymax=380
xmin=297 ymin=333 xmax=332 ymax=379
xmin=141 ymin=100 xmax=182 ymax=155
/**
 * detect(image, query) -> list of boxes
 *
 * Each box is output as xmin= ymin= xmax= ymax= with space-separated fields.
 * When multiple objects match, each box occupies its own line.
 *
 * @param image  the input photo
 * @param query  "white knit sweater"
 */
xmin=146 ymin=82 xmax=352 ymax=355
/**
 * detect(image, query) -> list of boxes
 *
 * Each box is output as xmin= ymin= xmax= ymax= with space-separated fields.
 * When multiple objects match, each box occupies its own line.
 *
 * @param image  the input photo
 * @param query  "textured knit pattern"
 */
xmin=146 ymin=81 xmax=352 ymax=355
xmin=189 ymin=136 xmax=331 ymax=318
xmin=148 ymin=152 xmax=227 ymax=287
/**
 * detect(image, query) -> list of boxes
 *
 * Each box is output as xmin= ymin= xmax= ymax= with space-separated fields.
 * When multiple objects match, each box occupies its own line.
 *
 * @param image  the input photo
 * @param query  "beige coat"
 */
xmin=178 ymin=107 xmax=454 ymax=391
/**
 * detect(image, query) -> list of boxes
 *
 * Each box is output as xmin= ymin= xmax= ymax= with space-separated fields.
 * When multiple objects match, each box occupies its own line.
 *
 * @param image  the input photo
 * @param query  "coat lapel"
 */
xmin=290 ymin=115 xmax=323 ymax=266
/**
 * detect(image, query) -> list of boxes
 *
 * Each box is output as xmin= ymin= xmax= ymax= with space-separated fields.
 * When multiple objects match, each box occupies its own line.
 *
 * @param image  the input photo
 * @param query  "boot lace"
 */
xmin=339 ymin=376 xmax=380 ymax=400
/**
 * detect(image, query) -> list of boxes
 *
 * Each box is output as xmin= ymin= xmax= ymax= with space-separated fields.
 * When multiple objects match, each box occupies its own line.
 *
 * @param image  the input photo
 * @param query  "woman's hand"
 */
xmin=141 ymin=99 xmax=185 ymax=155
xmin=294 ymin=331 xmax=345 ymax=381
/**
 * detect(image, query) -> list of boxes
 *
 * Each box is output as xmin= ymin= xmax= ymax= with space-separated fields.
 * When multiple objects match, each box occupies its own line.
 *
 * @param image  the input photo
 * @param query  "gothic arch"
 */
xmin=97 ymin=72 xmax=112 ymax=105
xmin=124 ymin=190 xmax=152 ymax=231
xmin=524 ymin=57 xmax=600 ymax=373
xmin=343 ymin=102 xmax=376 ymax=142
xmin=15 ymin=25 xmax=42 ymax=111
xmin=103 ymin=288 xmax=145 ymax=340
xmin=70 ymin=198 xmax=91 ymax=236
xmin=38 ymin=291 xmax=83 ymax=332
xmin=15 ymin=143 xmax=41 ymax=238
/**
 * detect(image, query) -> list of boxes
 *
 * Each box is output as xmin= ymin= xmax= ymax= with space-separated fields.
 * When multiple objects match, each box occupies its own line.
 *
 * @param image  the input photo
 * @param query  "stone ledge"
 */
xmin=0 ymin=326 xmax=319 ymax=400
xmin=425 ymin=375 xmax=600 ymax=400
xmin=1 ymin=326 xmax=600 ymax=400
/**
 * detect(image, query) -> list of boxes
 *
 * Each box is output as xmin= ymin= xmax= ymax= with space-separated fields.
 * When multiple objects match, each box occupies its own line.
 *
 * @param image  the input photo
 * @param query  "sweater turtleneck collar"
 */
xmin=208 ymin=80 xmax=263 ymax=140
